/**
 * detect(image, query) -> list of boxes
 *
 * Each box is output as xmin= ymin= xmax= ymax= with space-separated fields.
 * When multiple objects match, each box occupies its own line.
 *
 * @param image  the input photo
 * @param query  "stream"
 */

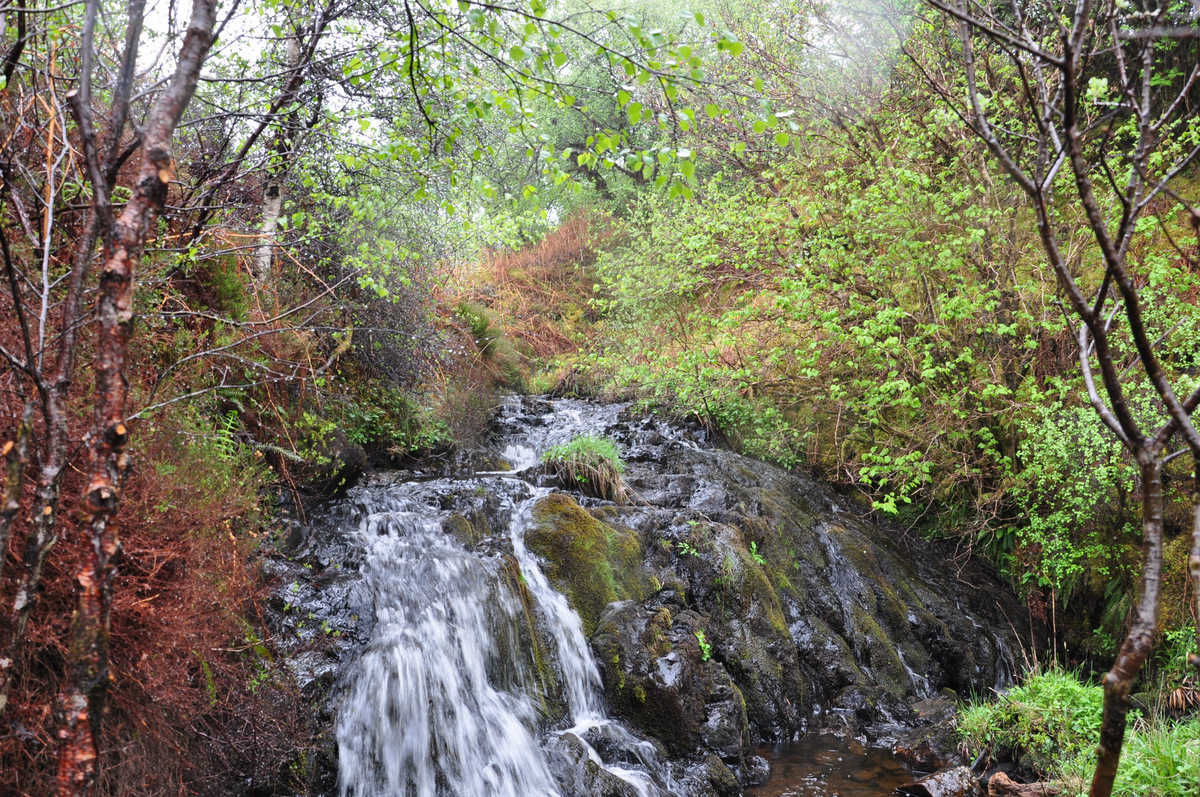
xmin=274 ymin=396 xmax=1022 ymax=796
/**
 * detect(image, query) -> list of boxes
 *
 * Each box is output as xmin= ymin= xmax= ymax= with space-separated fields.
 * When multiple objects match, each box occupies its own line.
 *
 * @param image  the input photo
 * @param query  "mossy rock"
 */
xmin=527 ymin=493 xmax=651 ymax=635
xmin=496 ymin=554 xmax=566 ymax=723
xmin=295 ymin=427 xmax=367 ymax=499
xmin=442 ymin=513 xmax=482 ymax=547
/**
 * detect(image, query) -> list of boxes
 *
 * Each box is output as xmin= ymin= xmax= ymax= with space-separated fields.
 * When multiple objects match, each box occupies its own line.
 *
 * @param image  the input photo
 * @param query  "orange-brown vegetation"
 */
xmin=0 ymin=399 xmax=316 ymax=795
xmin=466 ymin=209 xmax=615 ymax=362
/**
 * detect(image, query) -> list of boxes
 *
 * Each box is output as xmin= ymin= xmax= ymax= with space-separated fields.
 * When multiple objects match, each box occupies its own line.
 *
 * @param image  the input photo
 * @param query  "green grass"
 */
xmin=1060 ymin=717 xmax=1200 ymax=797
xmin=541 ymin=435 xmax=627 ymax=502
xmin=958 ymin=669 xmax=1103 ymax=775
xmin=959 ymin=669 xmax=1200 ymax=796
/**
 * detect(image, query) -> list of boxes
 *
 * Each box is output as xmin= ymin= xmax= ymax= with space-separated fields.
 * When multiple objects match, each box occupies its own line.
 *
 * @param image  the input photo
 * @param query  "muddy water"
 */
xmin=746 ymin=735 xmax=910 ymax=797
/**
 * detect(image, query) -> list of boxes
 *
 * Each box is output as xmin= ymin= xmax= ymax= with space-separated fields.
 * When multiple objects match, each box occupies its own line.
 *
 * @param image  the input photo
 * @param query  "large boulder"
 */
xmin=590 ymin=599 xmax=751 ymax=764
xmin=893 ymin=695 xmax=969 ymax=771
xmin=526 ymin=494 xmax=653 ymax=636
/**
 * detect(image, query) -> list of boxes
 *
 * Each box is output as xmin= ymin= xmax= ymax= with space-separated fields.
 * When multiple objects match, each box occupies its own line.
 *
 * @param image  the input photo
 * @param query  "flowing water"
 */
xmin=333 ymin=400 xmax=674 ymax=797
xmin=292 ymin=396 xmax=1022 ymax=797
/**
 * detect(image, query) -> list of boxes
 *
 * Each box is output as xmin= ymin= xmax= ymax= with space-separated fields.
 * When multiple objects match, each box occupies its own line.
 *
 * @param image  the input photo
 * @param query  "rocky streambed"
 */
xmin=265 ymin=397 xmax=1029 ymax=796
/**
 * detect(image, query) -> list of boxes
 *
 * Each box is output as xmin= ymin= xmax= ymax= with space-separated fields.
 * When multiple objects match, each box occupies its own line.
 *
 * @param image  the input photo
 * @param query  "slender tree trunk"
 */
xmin=1089 ymin=452 xmax=1164 ymax=797
xmin=55 ymin=0 xmax=217 ymax=791
xmin=0 ymin=400 xmax=69 ymax=714
xmin=253 ymin=32 xmax=302 ymax=284
xmin=0 ymin=402 xmax=31 ymax=578
xmin=0 ymin=405 xmax=32 ymax=712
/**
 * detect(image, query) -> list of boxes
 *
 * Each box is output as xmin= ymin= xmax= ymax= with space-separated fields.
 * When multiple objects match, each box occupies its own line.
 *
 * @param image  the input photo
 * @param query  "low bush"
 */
xmin=541 ymin=435 xmax=627 ymax=503
xmin=958 ymin=669 xmax=1103 ymax=775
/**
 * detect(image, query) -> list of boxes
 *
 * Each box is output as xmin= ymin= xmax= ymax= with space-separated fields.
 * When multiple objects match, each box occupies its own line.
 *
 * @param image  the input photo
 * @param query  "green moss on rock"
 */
xmin=527 ymin=493 xmax=651 ymax=635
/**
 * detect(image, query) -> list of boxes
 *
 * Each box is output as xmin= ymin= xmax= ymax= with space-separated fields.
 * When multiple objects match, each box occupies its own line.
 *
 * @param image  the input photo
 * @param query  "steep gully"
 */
xmin=268 ymin=397 xmax=1026 ymax=796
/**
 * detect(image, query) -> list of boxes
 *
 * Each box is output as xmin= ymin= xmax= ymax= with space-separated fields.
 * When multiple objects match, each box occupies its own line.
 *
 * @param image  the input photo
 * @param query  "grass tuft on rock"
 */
xmin=541 ymin=435 xmax=627 ymax=503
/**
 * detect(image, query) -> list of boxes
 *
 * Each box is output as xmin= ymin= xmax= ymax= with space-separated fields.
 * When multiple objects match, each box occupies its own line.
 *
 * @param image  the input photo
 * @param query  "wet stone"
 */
xmin=898 ymin=766 xmax=984 ymax=797
xmin=271 ymin=396 xmax=1032 ymax=796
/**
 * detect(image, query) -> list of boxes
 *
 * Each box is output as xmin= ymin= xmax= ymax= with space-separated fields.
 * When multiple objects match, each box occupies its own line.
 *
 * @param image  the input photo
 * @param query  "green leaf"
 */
xmin=718 ymin=30 xmax=742 ymax=57
xmin=510 ymin=45 xmax=528 ymax=62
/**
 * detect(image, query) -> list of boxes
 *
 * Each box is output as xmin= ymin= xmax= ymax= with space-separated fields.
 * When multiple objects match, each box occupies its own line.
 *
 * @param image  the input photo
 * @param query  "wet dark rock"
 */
xmin=515 ymin=398 xmax=1031 ymax=749
xmin=677 ymin=754 xmax=741 ymax=797
xmin=893 ymin=695 xmax=967 ymax=771
xmin=898 ymin=766 xmax=983 ymax=797
xmin=700 ymin=754 xmax=741 ymax=797
xmin=737 ymin=755 xmax=771 ymax=787
xmin=543 ymin=732 xmax=642 ymax=797
xmin=578 ymin=723 xmax=667 ymax=768
xmin=591 ymin=600 xmax=748 ymax=759
xmin=295 ymin=428 xmax=367 ymax=499
xmin=701 ymin=699 xmax=746 ymax=762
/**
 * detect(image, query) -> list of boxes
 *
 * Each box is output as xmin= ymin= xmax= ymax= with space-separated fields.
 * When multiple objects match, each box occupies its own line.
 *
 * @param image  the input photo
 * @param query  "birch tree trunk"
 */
xmin=253 ymin=32 xmax=303 ymax=284
xmin=55 ymin=0 xmax=218 ymax=790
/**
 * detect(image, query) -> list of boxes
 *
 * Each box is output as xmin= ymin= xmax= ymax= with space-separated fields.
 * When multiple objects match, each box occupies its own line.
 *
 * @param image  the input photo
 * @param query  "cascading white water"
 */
xmin=508 ymin=491 xmax=670 ymax=797
xmin=335 ymin=426 xmax=673 ymax=796
xmin=336 ymin=497 xmax=559 ymax=797
xmin=508 ymin=489 xmax=602 ymax=723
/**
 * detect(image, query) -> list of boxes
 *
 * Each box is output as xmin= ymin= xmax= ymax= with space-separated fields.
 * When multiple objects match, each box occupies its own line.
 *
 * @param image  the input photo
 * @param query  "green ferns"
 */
xmin=541 ymin=435 xmax=627 ymax=503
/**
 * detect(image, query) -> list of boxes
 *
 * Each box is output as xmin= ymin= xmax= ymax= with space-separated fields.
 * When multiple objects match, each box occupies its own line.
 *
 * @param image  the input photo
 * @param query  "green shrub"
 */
xmin=337 ymin=386 xmax=450 ymax=453
xmin=958 ymin=670 xmax=1104 ymax=775
xmin=541 ymin=435 xmax=627 ymax=502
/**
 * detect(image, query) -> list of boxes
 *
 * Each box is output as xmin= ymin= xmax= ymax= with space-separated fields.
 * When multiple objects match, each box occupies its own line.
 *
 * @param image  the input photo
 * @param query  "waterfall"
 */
xmin=334 ymin=410 xmax=673 ymax=796
xmin=336 ymin=497 xmax=560 ymax=797
xmin=304 ymin=395 xmax=1024 ymax=796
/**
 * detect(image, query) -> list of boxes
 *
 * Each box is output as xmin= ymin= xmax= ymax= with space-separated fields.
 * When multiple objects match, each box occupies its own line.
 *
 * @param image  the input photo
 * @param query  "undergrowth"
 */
xmin=959 ymin=669 xmax=1200 ymax=796
xmin=958 ymin=669 xmax=1103 ymax=775
xmin=1059 ymin=717 xmax=1200 ymax=797
xmin=459 ymin=208 xmax=614 ymax=396
xmin=541 ymin=435 xmax=627 ymax=503
xmin=0 ymin=407 xmax=318 ymax=795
